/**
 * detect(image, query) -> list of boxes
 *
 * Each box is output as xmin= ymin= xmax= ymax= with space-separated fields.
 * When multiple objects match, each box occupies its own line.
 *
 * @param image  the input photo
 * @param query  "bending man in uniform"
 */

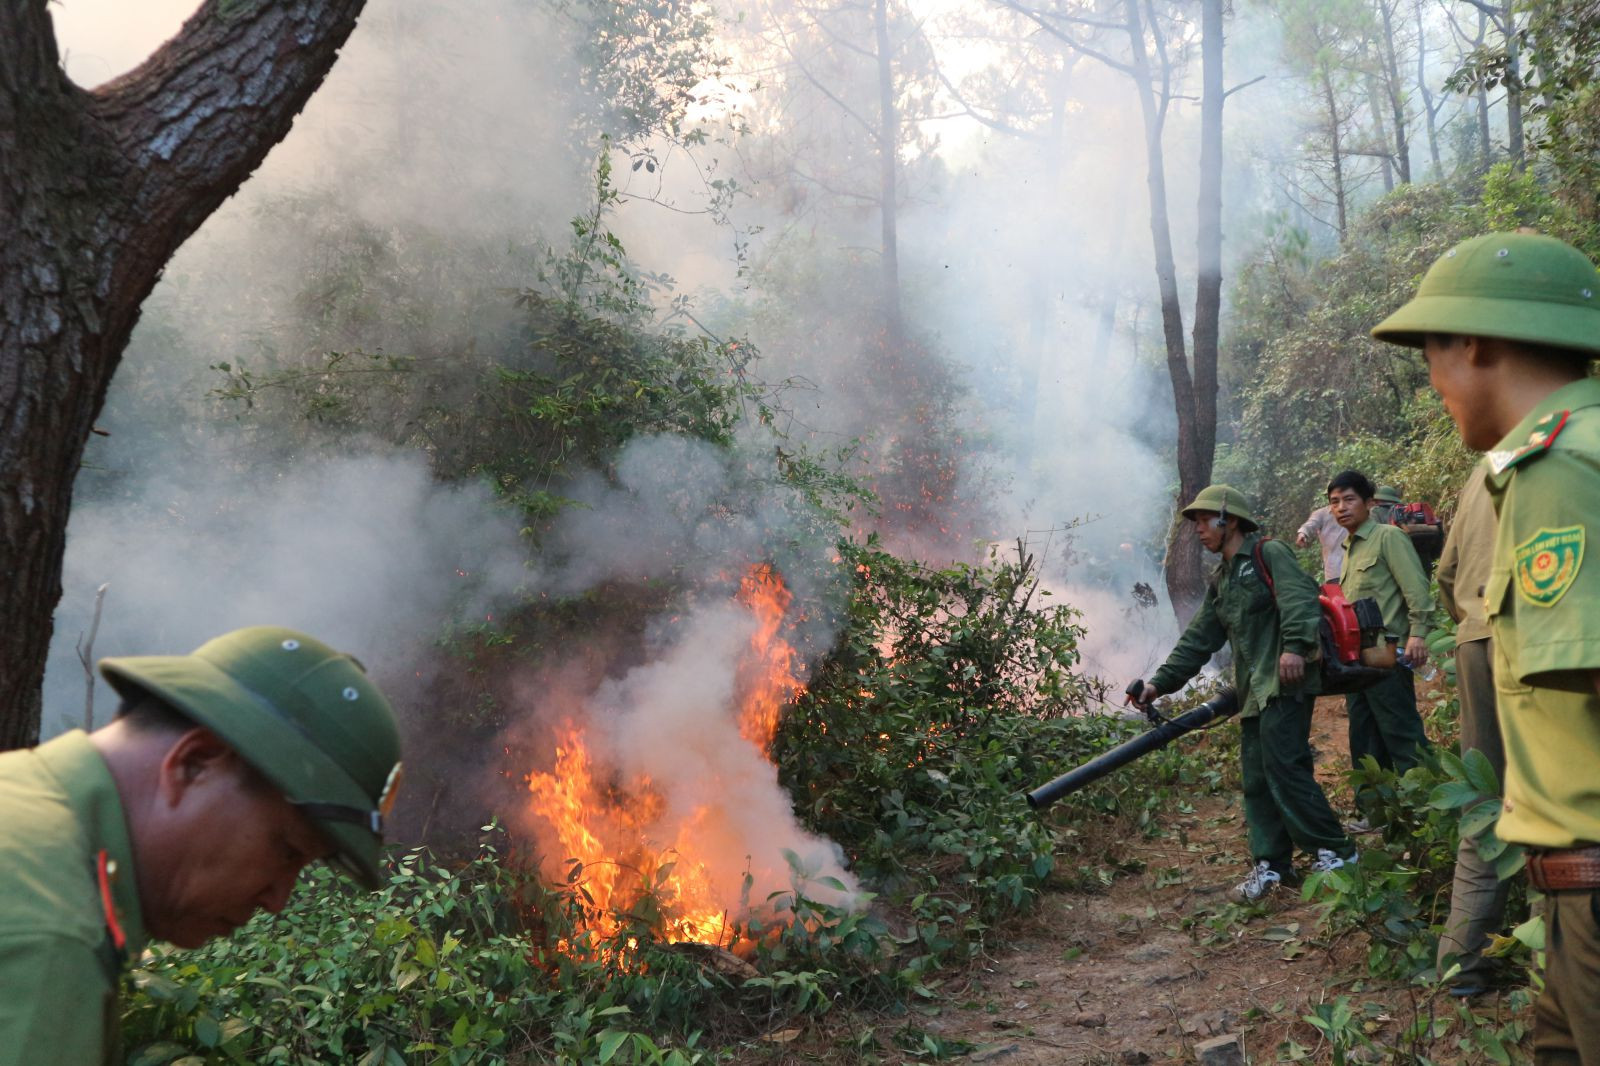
xmin=1327 ymin=469 xmax=1434 ymax=829
xmin=1372 ymin=231 xmax=1600 ymax=1064
xmin=0 ymin=627 xmax=404 ymax=1066
xmin=1134 ymin=485 xmax=1357 ymax=901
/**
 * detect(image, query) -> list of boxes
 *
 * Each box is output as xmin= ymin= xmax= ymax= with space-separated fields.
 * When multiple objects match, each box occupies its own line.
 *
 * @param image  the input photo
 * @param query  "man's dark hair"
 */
xmin=1426 ymin=332 xmax=1593 ymax=365
xmin=115 ymin=690 xmax=194 ymax=735
xmin=1327 ymin=470 xmax=1376 ymax=500
xmin=115 ymin=691 xmax=277 ymax=793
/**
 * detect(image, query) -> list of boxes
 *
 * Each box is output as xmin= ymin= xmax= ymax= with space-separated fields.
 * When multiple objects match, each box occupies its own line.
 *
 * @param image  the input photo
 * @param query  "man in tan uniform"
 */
xmin=1373 ymin=231 xmax=1600 ymax=1063
xmin=1329 ymin=469 xmax=1433 ymax=827
xmin=0 ymin=627 xmax=403 ymax=1066
xmin=1435 ymin=462 xmax=1511 ymax=996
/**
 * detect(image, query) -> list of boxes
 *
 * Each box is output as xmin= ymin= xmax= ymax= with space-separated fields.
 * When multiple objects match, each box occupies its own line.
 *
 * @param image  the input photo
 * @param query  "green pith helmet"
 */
xmin=1371 ymin=232 xmax=1600 ymax=355
xmin=1375 ymin=485 xmax=1402 ymax=505
xmin=100 ymin=626 xmax=402 ymax=890
xmin=1180 ymin=484 xmax=1259 ymax=532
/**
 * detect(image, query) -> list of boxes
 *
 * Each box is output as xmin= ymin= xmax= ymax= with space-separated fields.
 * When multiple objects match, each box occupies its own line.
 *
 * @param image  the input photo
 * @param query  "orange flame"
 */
xmin=735 ymin=563 xmax=803 ymax=752
xmin=524 ymin=564 xmax=806 ymax=950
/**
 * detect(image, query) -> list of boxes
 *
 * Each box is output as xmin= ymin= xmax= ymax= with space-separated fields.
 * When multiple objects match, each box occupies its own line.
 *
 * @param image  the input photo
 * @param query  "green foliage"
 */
xmin=777 ymin=537 xmax=1232 ymax=977
xmin=1302 ymin=746 xmax=1532 ymax=985
xmin=210 ymin=161 xmax=759 ymax=526
xmin=1225 ymin=169 xmax=1597 ymax=535
xmin=1446 ymin=0 xmax=1600 ymax=221
xmin=122 ymin=843 xmax=723 ymax=1065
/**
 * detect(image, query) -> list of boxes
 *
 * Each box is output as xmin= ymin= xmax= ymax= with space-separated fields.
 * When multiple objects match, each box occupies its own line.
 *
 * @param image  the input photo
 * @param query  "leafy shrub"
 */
xmin=778 ymin=537 xmax=1233 ymax=978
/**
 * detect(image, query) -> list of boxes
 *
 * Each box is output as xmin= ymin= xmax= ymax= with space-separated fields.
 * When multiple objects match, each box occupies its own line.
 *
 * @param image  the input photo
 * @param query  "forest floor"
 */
xmin=747 ymin=696 xmax=1535 ymax=1065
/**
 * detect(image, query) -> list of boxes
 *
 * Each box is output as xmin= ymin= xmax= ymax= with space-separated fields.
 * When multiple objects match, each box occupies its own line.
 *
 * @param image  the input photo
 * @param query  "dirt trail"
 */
xmin=910 ymin=697 xmax=1400 ymax=1064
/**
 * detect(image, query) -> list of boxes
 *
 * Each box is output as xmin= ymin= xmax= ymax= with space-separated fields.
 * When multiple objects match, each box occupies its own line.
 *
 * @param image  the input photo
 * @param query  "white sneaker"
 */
xmin=1343 ymin=817 xmax=1375 ymax=835
xmin=1233 ymin=860 xmax=1282 ymax=901
xmin=1312 ymin=848 xmax=1357 ymax=873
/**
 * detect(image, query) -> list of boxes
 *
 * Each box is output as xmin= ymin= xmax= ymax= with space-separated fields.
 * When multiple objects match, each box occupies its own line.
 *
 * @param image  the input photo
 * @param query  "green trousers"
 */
xmin=1240 ymin=692 xmax=1353 ymax=869
xmin=1535 ymin=889 xmax=1600 ymax=1065
xmin=1346 ymin=666 xmax=1430 ymax=804
xmin=1437 ymin=639 xmax=1512 ymax=988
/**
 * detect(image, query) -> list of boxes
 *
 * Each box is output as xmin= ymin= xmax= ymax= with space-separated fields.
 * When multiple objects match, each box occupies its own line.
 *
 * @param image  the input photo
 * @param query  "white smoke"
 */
xmin=581 ymin=600 xmax=856 ymax=909
xmin=43 ymin=451 xmax=529 ymax=735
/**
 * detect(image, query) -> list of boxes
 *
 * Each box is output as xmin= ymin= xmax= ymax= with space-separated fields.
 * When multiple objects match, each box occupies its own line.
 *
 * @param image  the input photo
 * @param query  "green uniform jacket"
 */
xmin=1483 ymin=377 xmax=1600 ymax=849
xmin=0 ymin=732 xmax=146 ymax=1066
xmin=1437 ymin=462 xmax=1496 ymax=646
xmin=1150 ymin=533 xmax=1322 ymax=718
xmin=1340 ymin=518 xmax=1433 ymax=642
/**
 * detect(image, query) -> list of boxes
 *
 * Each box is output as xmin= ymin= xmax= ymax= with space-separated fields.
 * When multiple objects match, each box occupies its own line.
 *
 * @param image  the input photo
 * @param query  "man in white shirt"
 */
xmin=1296 ymin=503 xmax=1347 ymax=580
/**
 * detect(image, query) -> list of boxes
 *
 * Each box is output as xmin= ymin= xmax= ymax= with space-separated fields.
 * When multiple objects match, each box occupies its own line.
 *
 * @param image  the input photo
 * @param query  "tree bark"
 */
xmin=1414 ymin=0 xmax=1441 ymax=176
xmin=0 ymin=0 xmax=367 ymax=750
xmin=1319 ymin=63 xmax=1349 ymax=242
xmin=1499 ymin=0 xmax=1525 ymax=165
xmin=1377 ymin=0 xmax=1410 ymax=183
xmin=1171 ymin=0 xmax=1227 ymax=626
xmin=1474 ymin=10 xmax=1493 ymax=167
xmin=1121 ymin=0 xmax=1205 ymax=622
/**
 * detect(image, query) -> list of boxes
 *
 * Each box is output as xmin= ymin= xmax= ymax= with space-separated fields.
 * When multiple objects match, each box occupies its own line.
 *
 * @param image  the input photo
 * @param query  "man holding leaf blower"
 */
xmin=1132 ymin=485 xmax=1357 ymax=901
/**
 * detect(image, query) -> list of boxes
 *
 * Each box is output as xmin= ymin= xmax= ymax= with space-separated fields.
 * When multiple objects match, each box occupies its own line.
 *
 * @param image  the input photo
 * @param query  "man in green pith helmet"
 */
xmin=1372 ymin=230 xmax=1600 ymax=1063
xmin=1372 ymin=484 xmax=1403 ymax=525
xmin=1133 ymin=485 xmax=1357 ymax=901
xmin=0 ymin=626 xmax=403 ymax=1066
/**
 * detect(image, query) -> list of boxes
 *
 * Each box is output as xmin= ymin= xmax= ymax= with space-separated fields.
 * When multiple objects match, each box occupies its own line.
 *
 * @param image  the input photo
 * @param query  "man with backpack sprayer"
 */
xmin=1131 ymin=485 xmax=1357 ymax=901
xmin=1327 ymin=469 xmax=1435 ymax=832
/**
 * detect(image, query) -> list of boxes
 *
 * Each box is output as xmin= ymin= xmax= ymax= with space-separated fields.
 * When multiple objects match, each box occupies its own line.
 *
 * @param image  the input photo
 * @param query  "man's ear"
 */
xmin=1462 ymin=334 xmax=1493 ymax=367
xmin=156 ymin=727 xmax=234 ymax=808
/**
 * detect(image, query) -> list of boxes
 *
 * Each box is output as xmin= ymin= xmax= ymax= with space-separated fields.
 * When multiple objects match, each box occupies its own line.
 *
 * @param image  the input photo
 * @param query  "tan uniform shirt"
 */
xmin=1340 ymin=517 xmax=1433 ymax=641
xmin=1484 ymin=377 xmax=1600 ymax=849
xmin=1437 ymin=463 xmax=1496 ymax=646
xmin=0 ymin=732 xmax=146 ymax=1066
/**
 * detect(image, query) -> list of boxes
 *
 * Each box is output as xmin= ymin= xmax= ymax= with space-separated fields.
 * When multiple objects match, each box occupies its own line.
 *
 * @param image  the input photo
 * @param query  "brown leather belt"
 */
xmin=1527 ymin=844 xmax=1600 ymax=891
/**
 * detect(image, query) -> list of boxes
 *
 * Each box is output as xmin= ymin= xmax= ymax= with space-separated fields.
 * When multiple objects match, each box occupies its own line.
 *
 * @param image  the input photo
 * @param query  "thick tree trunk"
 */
xmin=1123 ymin=0 xmax=1205 ymax=622
xmin=1168 ymin=0 xmax=1227 ymax=626
xmin=1475 ymin=11 xmax=1494 ymax=167
xmin=874 ymin=0 xmax=903 ymax=341
xmin=1500 ymin=0 xmax=1525 ymax=165
xmin=0 ymin=0 xmax=366 ymax=750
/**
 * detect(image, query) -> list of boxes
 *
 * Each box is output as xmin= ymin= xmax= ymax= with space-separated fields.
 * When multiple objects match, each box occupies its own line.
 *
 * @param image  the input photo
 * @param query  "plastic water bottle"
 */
xmin=1399 ymin=653 xmax=1439 ymax=683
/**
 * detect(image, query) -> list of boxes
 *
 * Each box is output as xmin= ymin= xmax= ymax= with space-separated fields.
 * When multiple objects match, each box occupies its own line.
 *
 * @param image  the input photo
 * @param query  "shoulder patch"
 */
xmin=1513 ymin=525 xmax=1584 ymax=607
xmin=1487 ymin=410 xmax=1571 ymax=475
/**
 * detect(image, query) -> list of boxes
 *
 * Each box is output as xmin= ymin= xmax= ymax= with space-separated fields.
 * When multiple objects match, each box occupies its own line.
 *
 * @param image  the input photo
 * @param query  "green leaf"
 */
xmin=1459 ymin=747 xmax=1502 ymax=795
xmin=1511 ymin=913 xmax=1546 ymax=951
xmin=193 ymin=1014 xmax=221 ymax=1049
xmin=1428 ymin=781 xmax=1481 ymax=810
xmin=1458 ymin=800 xmax=1501 ymax=839
xmin=597 ymin=1029 xmax=631 ymax=1064
xmin=128 ymin=1044 xmax=190 ymax=1066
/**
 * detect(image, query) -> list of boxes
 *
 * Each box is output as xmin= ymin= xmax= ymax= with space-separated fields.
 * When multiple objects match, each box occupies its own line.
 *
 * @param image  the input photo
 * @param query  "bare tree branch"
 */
xmin=1224 ymin=73 xmax=1266 ymax=99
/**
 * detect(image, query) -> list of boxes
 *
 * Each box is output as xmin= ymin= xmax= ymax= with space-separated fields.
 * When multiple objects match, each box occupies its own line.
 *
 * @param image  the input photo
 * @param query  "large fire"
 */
xmin=524 ymin=564 xmax=806 ymax=948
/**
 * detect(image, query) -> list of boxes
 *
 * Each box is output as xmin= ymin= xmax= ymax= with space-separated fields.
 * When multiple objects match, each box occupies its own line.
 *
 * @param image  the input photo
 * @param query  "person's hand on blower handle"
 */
xmin=1127 ymin=680 xmax=1158 ymax=710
